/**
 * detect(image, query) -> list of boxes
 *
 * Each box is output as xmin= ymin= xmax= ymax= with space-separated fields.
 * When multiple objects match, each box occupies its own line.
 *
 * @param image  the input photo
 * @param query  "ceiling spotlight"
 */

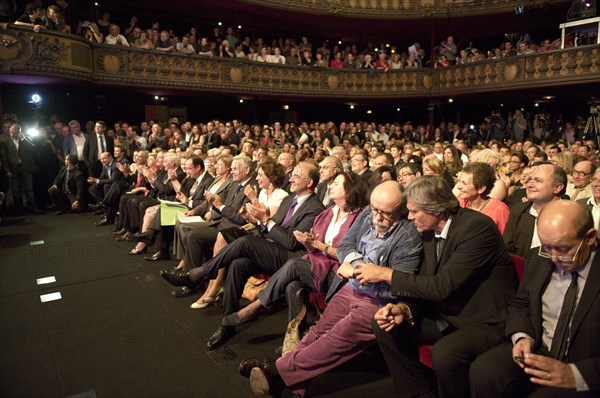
xmin=396 ymin=108 xmax=401 ymax=112
xmin=218 ymin=22 xmax=222 ymax=26
xmin=30 ymin=94 xmax=42 ymax=104
xmin=154 ymin=95 xmax=159 ymax=100
xmin=534 ymin=103 xmax=539 ymax=107
xmin=238 ymin=25 xmax=242 ymax=29
xmin=350 ymin=105 xmax=354 ymax=110
xmin=367 ymin=110 xmax=372 ymax=114
xmin=239 ymin=99 xmax=244 ymax=103
xmin=448 ymin=98 xmax=454 ymax=103
xmin=386 ymin=43 xmax=390 ymax=48
xmin=283 ymin=105 xmax=289 ymax=110
xmin=543 ymin=95 xmax=555 ymax=100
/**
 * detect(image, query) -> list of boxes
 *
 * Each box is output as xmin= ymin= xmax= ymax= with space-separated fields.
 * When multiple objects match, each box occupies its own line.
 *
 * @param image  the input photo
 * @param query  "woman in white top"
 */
xmin=190 ymin=158 xmax=288 ymax=309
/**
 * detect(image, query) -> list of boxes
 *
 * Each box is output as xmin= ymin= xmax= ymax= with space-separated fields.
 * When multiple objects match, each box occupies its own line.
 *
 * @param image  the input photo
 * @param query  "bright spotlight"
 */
xmin=30 ymin=94 xmax=42 ymax=104
xmin=27 ymin=127 xmax=40 ymax=137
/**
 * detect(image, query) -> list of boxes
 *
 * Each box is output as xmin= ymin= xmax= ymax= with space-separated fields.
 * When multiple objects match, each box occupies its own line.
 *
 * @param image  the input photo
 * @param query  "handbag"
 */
xmin=241 ymin=276 xmax=268 ymax=302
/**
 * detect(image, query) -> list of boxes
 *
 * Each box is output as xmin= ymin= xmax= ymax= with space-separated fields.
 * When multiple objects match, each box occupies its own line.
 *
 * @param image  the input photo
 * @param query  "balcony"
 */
xmin=1 ymin=24 xmax=599 ymax=100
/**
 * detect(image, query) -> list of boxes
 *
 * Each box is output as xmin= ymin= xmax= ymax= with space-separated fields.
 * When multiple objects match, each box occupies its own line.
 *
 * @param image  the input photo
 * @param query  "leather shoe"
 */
xmin=144 ymin=251 xmax=170 ymax=261
xmin=171 ymin=286 xmax=202 ymax=297
xmin=112 ymin=228 xmax=127 ymax=235
xmin=115 ymin=232 xmax=133 ymax=241
xmin=240 ymin=357 xmax=278 ymax=378
xmin=133 ymin=231 xmax=155 ymax=244
xmin=95 ymin=216 xmax=113 ymax=226
xmin=89 ymin=202 xmax=107 ymax=211
xmin=55 ymin=210 xmax=64 ymax=215
xmin=160 ymin=269 xmax=195 ymax=287
xmin=222 ymin=313 xmax=257 ymax=327
xmin=206 ymin=325 xmax=236 ymax=350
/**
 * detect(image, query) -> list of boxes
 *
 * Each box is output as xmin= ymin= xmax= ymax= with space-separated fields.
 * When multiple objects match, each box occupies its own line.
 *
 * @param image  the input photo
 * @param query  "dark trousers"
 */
xmin=470 ymin=343 xmax=597 ymax=398
xmin=201 ymin=235 xmax=298 ymax=316
xmin=373 ymin=317 xmax=504 ymax=398
xmin=48 ymin=186 xmax=80 ymax=211
xmin=182 ymin=225 xmax=219 ymax=270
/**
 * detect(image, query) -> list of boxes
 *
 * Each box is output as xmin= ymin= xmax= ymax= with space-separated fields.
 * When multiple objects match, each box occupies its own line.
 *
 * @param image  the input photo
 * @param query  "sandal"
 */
xmin=128 ymin=246 xmax=148 ymax=255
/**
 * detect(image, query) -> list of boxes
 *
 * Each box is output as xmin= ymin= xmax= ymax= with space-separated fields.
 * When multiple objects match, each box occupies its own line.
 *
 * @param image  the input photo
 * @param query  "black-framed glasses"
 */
xmin=538 ymin=239 xmax=584 ymax=263
xmin=371 ymin=207 xmax=396 ymax=220
xmin=572 ymin=170 xmax=592 ymax=177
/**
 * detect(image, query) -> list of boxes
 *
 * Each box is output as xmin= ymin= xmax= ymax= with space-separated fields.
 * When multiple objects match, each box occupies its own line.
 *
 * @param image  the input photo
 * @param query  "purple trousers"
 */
xmin=276 ymin=283 xmax=381 ymax=396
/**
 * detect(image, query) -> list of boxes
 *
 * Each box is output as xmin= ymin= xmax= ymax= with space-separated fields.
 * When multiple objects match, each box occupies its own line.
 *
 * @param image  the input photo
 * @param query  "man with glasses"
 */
xmin=397 ymin=163 xmax=422 ymax=190
xmin=372 ymin=176 xmax=517 ymax=398
xmin=316 ymin=156 xmax=342 ymax=207
xmin=350 ymin=152 xmax=372 ymax=183
xmin=471 ymin=200 xmax=599 ymax=397
xmin=505 ymin=162 xmax=567 ymax=259
xmin=567 ymin=160 xmax=595 ymax=201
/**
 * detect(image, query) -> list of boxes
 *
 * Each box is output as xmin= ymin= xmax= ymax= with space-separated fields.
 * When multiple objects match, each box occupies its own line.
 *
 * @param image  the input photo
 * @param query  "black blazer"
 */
xmin=217 ymin=177 xmax=259 ymax=230
xmin=192 ymin=176 xmax=233 ymax=217
xmin=503 ymin=201 xmax=536 ymax=259
xmin=185 ymin=172 xmax=215 ymax=207
xmin=53 ymin=166 xmax=85 ymax=199
xmin=0 ymin=135 xmax=37 ymax=174
xmin=505 ymin=252 xmax=600 ymax=392
xmin=391 ymin=208 xmax=518 ymax=328
xmin=96 ymin=160 xmax=123 ymax=187
xmin=315 ymin=181 xmax=334 ymax=207
xmin=263 ymin=192 xmax=325 ymax=252
xmin=359 ymin=169 xmax=373 ymax=184
xmin=83 ymin=133 xmax=115 ymax=177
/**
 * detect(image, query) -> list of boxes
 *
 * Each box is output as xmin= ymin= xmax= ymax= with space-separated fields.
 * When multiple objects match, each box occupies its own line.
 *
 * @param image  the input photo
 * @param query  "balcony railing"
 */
xmin=240 ymin=0 xmax=569 ymax=18
xmin=1 ymin=25 xmax=599 ymax=99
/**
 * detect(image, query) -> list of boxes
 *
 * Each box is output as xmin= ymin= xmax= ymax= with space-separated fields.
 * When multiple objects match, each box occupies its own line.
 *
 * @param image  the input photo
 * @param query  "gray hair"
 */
xmin=406 ymin=176 xmax=459 ymax=215
xmin=164 ymin=153 xmax=180 ymax=166
xmin=68 ymin=120 xmax=81 ymax=128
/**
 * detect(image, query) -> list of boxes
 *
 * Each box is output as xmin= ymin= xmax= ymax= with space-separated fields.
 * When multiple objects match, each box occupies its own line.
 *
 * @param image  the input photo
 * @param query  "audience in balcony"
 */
xmin=104 ymin=23 xmax=129 ymax=46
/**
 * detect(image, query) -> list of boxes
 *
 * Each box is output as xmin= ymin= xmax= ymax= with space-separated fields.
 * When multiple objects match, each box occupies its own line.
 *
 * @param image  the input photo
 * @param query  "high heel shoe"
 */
xmin=190 ymin=288 xmax=224 ymax=309
xmin=128 ymin=246 xmax=148 ymax=255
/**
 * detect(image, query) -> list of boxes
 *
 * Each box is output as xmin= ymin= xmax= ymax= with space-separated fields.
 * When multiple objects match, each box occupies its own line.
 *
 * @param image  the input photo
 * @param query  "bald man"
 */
xmin=471 ymin=200 xmax=600 ymax=397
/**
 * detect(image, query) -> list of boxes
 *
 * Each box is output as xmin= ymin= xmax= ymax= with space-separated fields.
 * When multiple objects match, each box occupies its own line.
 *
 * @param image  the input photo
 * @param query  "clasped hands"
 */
xmin=374 ymin=303 xmax=411 ymax=332
xmin=512 ymin=338 xmax=576 ymax=389
xmin=293 ymin=229 xmax=320 ymax=252
xmin=336 ymin=262 xmax=392 ymax=285
xmin=204 ymin=190 xmax=223 ymax=208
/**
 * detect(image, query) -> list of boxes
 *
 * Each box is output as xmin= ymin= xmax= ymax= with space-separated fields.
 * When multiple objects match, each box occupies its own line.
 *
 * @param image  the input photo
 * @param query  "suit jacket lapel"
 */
xmin=531 ymin=255 xmax=554 ymax=341
xmin=570 ymin=251 xmax=600 ymax=340
xmin=422 ymin=232 xmax=437 ymax=276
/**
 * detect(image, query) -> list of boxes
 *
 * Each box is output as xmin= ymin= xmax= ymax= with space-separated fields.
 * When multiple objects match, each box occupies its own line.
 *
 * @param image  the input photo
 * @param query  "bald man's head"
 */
xmin=537 ymin=200 xmax=596 ymax=272
xmin=370 ymin=181 xmax=405 ymax=235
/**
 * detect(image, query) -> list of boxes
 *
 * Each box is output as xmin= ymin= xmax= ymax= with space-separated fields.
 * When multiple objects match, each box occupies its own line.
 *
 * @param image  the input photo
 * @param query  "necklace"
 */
xmin=469 ymin=197 xmax=491 ymax=212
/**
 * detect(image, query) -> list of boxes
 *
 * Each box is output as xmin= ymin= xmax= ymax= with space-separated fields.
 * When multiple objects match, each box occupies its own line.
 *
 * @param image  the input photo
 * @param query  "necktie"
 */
xmin=190 ymin=179 xmax=200 ymax=197
xmin=64 ymin=170 xmax=71 ymax=194
xmin=281 ymin=198 xmax=298 ymax=227
xmin=436 ymin=237 xmax=446 ymax=263
xmin=135 ymin=173 xmax=144 ymax=188
xmin=235 ymin=183 xmax=243 ymax=194
xmin=99 ymin=135 xmax=106 ymax=153
xmin=322 ymin=186 xmax=330 ymax=206
xmin=550 ymin=272 xmax=579 ymax=360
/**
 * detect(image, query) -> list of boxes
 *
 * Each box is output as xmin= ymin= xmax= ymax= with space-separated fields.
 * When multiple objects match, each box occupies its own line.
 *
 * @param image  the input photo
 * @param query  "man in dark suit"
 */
xmin=83 ymin=120 xmax=114 ymax=178
xmin=87 ymin=152 xmax=123 ymax=224
xmin=162 ymin=160 xmax=324 ymax=349
xmin=372 ymin=176 xmax=518 ymax=398
xmin=154 ymin=155 xmax=257 ymax=269
xmin=576 ymin=168 xmax=600 ymax=235
xmin=504 ymin=163 xmax=567 ymax=259
xmin=174 ymin=156 xmax=214 ymax=211
xmin=315 ymin=156 xmax=342 ymax=207
xmin=48 ymin=154 xmax=85 ymax=214
xmin=470 ymin=200 xmax=599 ymax=397
xmin=350 ymin=152 xmax=373 ymax=184
xmin=0 ymin=123 xmax=39 ymax=213
xmin=278 ymin=152 xmax=296 ymax=193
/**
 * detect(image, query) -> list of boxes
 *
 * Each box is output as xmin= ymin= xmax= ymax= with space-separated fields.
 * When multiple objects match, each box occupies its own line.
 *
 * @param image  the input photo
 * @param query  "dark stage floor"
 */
xmin=0 ymin=212 xmax=396 ymax=398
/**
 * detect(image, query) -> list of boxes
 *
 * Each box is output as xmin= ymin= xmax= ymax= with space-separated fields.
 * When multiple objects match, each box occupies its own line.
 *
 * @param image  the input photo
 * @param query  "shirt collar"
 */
xmin=435 ymin=215 xmax=453 ymax=239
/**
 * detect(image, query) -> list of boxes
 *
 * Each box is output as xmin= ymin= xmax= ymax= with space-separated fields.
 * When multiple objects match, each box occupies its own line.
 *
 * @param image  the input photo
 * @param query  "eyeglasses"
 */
xmin=592 ymin=177 xmax=600 ymax=183
xmin=398 ymin=172 xmax=414 ymax=178
xmin=572 ymin=170 xmax=592 ymax=177
xmin=371 ymin=207 xmax=396 ymax=220
xmin=538 ymin=239 xmax=584 ymax=263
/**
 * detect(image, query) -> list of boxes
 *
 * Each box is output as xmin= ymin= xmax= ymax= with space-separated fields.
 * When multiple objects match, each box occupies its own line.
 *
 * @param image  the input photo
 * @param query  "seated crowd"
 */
xmin=10 ymin=2 xmax=586 ymax=72
xmin=1 ymin=105 xmax=599 ymax=397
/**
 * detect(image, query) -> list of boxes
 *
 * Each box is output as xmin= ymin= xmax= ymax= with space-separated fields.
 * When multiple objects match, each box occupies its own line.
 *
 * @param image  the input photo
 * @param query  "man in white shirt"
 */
xmin=566 ymin=160 xmax=595 ymax=201
xmin=104 ymin=24 xmax=129 ymax=46
xmin=471 ymin=200 xmax=600 ymax=397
